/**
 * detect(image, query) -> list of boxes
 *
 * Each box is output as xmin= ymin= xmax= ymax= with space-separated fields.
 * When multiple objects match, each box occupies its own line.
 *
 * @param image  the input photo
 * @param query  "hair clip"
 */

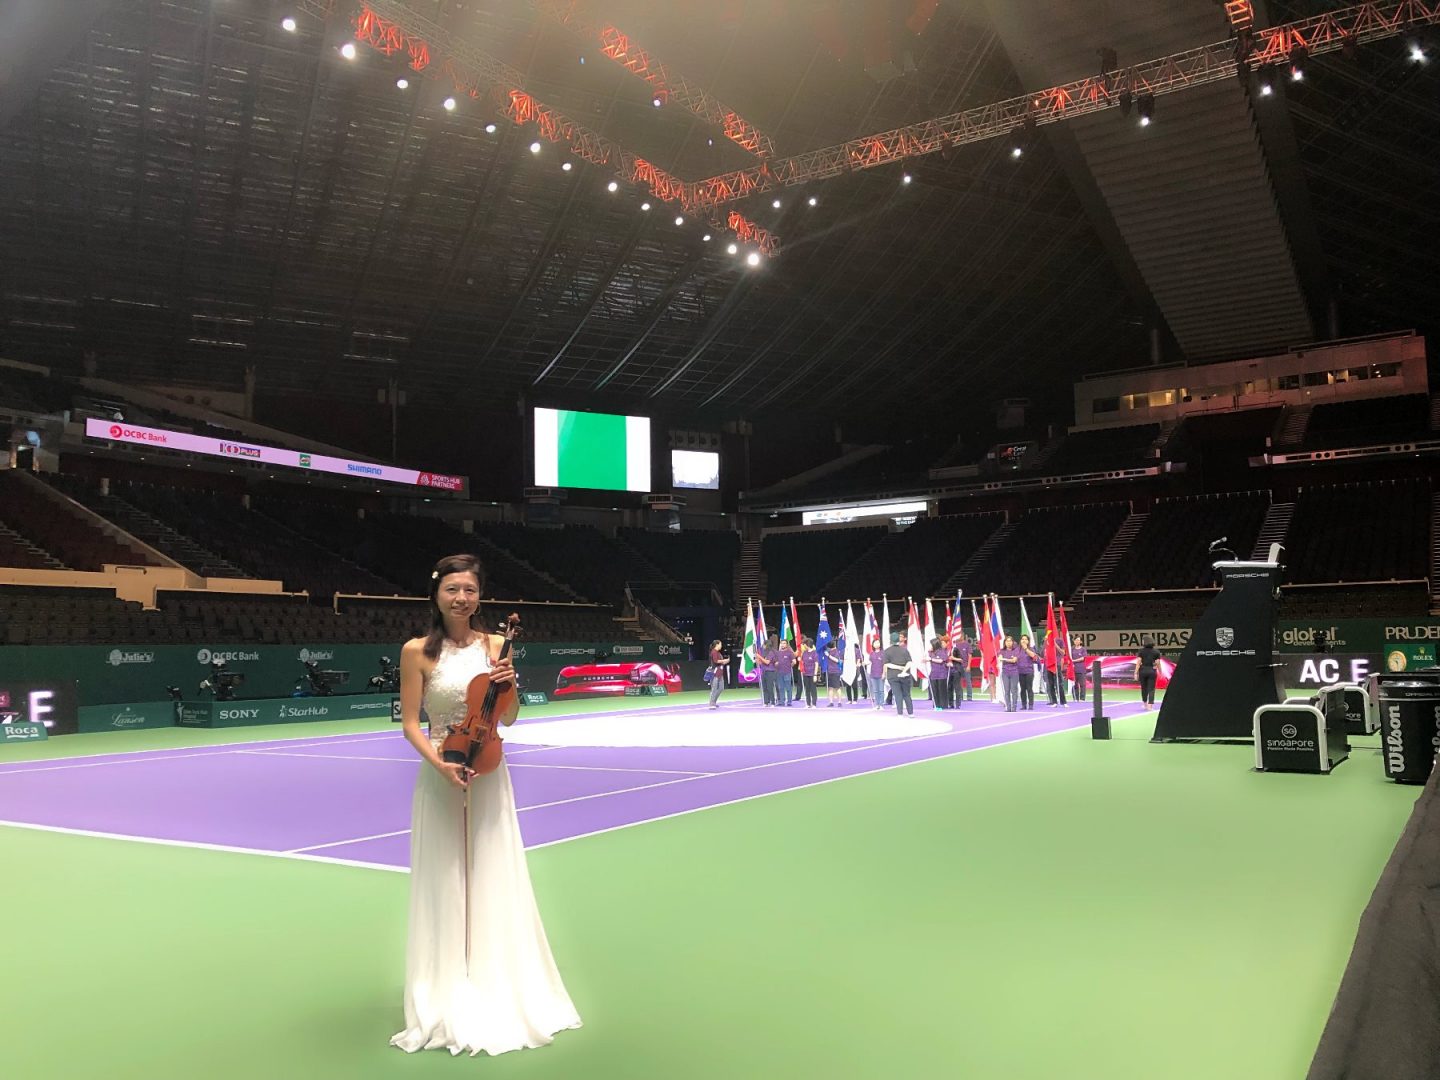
xmin=430 ymin=570 xmax=439 ymax=580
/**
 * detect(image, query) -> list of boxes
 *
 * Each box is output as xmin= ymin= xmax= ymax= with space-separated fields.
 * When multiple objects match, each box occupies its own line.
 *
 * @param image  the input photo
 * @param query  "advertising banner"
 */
xmin=85 ymin=418 xmax=466 ymax=494
xmin=0 ymin=679 xmax=79 ymax=736
xmin=77 ymin=700 xmax=176 ymax=733
xmin=177 ymin=692 xmax=396 ymax=729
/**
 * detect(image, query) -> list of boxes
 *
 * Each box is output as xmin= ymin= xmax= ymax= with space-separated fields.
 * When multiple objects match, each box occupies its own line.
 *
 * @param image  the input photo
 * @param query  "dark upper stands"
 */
xmin=962 ymin=503 xmax=1128 ymax=599
xmin=111 ymin=481 xmax=402 ymax=597
xmin=1107 ymin=493 xmax=1270 ymax=590
xmin=1 ymin=584 xmax=174 ymax=645
xmin=1071 ymin=589 xmax=1214 ymax=629
xmin=1039 ymin=425 xmax=1159 ymax=475
xmin=762 ymin=526 xmax=886 ymax=602
xmin=1281 ymin=583 xmax=1430 ymax=619
xmin=617 ymin=528 xmax=739 ymax=602
xmin=1301 ymin=394 xmax=1431 ymax=449
xmin=823 ymin=514 xmax=1002 ymax=602
xmin=0 ymin=471 xmax=160 ymax=571
xmin=1286 ymin=480 xmax=1429 ymax=584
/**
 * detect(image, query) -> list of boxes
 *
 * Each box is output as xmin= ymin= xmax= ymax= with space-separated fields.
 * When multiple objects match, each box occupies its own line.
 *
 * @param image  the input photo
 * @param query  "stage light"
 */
xmin=652 ymin=96 xmax=663 ymax=108
xmin=396 ymin=77 xmax=409 ymax=90
xmin=340 ymin=42 xmax=357 ymax=60
xmin=529 ymin=140 xmax=542 ymax=153
xmin=640 ymin=201 xmax=651 ymax=211
xmin=701 ymin=233 xmax=712 ymax=242
xmin=484 ymin=122 xmax=497 ymax=134
xmin=1289 ymin=44 xmax=1308 ymax=80
xmin=1137 ymin=92 xmax=1154 ymax=125
xmin=1011 ymin=145 xmax=1024 ymax=158
xmin=281 ymin=16 xmax=297 ymax=33
xmin=807 ymin=195 xmax=818 ymax=207
xmin=1257 ymin=68 xmax=1275 ymax=96
xmin=746 ymin=252 xmax=761 ymax=267
xmin=674 ymin=215 xmax=684 ymax=226
xmin=726 ymin=243 xmax=738 ymax=255
xmin=901 ymin=172 xmax=912 ymax=184
xmin=561 ymin=161 xmax=573 ymax=171
xmin=607 ymin=180 xmax=619 ymax=192
xmin=1411 ymin=43 xmax=1427 ymax=62
xmin=772 ymin=198 xmax=782 ymax=209
xmin=443 ymin=96 xmax=457 ymax=111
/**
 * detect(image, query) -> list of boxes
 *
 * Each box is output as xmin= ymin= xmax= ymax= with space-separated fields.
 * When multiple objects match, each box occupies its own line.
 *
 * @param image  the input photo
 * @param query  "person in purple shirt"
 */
xmin=928 ymin=637 xmax=951 ymax=709
xmin=798 ymin=635 xmax=819 ymax=708
xmin=868 ymin=644 xmax=887 ymax=710
xmin=823 ymin=639 xmax=843 ymax=706
xmin=998 ymin=634 xmax=1021 ymax=712
xmin=1070 ymin=641 xmax=1089 ymax=701
xmin=776 ymin=638 xmax=796 ymax=707
xmin=949 ymin=631 xmax=973 ymax=705
xmin=758 ymin=634 xmax=778 ymax=706
xmin=1016 ymin=634 xmax=1038 ymax=711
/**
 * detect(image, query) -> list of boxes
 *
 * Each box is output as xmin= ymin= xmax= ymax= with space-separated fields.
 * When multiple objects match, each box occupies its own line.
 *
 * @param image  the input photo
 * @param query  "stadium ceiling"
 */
xmin=0 ymin=0 xmax=1436 ymax=422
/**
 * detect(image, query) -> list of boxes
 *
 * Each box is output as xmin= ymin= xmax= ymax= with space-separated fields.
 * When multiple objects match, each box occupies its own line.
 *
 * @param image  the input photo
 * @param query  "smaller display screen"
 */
xmin=671 ymin=450 xmax=720 ymax=490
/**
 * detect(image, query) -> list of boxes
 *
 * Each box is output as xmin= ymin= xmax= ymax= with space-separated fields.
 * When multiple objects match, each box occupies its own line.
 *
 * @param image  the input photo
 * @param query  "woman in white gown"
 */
xmin=391 ymin=553 xmax=582 ymax=1056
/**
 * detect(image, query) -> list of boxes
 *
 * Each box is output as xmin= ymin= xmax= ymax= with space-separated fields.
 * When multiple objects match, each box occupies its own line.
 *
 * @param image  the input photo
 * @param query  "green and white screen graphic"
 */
xmin=533 ymin=407 xmax=651 ymax=492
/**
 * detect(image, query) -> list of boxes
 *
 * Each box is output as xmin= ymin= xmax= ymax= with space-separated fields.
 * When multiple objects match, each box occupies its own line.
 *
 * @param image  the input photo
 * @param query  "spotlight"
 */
xmin=484 ymin=122 xmax=497 ymax=134
xmin=746 ymin=251 xmax=761 ymax=267
xmin=529 ymin=140 xmax=542 ymax=154
xmin=1289 ymin=44 xmax=1308 ymax=80
xmin=807 ymin=195 xmax=818 ymax=207
xmin=652 ymin=96 xmax=663 ymax=108
xmin=1257 ymin=68 xmax=1275 ymax=96
xmin=640 ymin=201 xmax=651 ymax=211
xmin=561 ymin=161 xmax=573 ymax=171
xmin=443 ymin=97 xmax=457 ymax=111
xmin=1411 ymin=43 xmax=1427 ymax=62
xmin=578 ymin=55 xmax=585 ymax=65
xmin=281 ymin=16 xmax=298 ymax=33
xmin=772 ymin=198 xmax=782 ymax=209
xmin=707 ymin=138 xmax=714 ymax=146
xmin=701 ymin=233 xmax=712 ymax=242
xmin=674 ymin=215 xmax=684 ymax=226
xmin=607 ymin=180 xmax=619 ymax=192
xmin=1011 ymin=145 xmax=1024 ymax=159
xmin=1137 ymin=92 xmax=1154 ymax=125
xmin=901 ymin=172 xmax=912 ymax=184
xmin=726 ymin=242 xmax=738 ymax=255
xmin=396 ymin=77 xmax=409 ymax=90
xmin=340 ymin=41 xmax=357 ymax=60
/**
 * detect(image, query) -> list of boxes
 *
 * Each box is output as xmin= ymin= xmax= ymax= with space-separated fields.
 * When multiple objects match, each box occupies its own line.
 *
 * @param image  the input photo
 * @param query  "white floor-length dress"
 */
xmin=391 ymin=638 xmax=582 ymax=1056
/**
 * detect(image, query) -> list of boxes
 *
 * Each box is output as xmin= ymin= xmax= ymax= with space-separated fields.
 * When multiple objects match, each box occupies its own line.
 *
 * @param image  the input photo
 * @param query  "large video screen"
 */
xmin=671 ymin=449 xmax=719 ymax=490
xmin=533 ymin=407 xmax=651 ymax=492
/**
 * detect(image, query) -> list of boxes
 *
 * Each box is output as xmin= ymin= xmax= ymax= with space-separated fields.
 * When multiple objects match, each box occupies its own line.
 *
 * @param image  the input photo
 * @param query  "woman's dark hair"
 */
xmin=423 ymin=554 xmax=487 ymax=660
xmin=930 ymin=637 xmax=941 ymax=650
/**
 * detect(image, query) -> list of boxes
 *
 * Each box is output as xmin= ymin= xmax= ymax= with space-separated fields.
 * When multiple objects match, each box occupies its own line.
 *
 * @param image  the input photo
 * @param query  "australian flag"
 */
xmin=816 ymin=602 xmax=833 ymax=657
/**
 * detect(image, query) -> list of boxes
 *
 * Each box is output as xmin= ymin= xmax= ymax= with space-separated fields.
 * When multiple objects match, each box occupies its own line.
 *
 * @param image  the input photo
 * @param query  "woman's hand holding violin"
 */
xmin=490 ymin=655 xmax=515 ymax=686
xmin=436 ymin=760 xmax=474 ymax=789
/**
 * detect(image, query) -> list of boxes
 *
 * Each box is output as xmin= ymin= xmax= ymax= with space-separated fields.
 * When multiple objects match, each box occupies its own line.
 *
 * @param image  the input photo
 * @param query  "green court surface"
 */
xmin=0 ymin=692 xmax=1416 ymax=1079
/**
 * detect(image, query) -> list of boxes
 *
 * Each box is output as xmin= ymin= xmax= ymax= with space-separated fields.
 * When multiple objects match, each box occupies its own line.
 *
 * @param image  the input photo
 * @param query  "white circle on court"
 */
xmin=504 ymin=710 xmax=951 ymax=748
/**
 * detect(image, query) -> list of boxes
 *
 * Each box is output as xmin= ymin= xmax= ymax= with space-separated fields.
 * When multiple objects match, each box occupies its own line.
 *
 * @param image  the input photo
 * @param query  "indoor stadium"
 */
xmin=2 ymin=2 xmax=1438 ymax=1077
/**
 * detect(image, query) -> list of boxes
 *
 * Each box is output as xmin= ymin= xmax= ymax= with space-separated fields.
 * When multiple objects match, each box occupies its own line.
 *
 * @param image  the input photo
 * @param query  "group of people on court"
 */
xmin=709 ymin=625 xmax=1100 ymax=716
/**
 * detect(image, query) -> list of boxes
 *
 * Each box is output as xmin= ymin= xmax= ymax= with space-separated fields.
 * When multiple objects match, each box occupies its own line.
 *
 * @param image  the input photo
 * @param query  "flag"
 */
xmin=755 ymin=601 xmax=768 ymax=649
xmin=991 ymin=593 xmax=1005 ymax=644
xmin=778 ymin=603 xmax=791 ymax=652
xmin=863 ymin=599 xmax=880 ymax=658
xmin=816 ymin=600 xmax=833 ymax=656
xmin=946 ymin=591 xmax=962 ymax=640
xmin=971 ymin=597 xmax=982 ymax=645
xmin=924 ymin=597 xmax=937 ymax=649
xmin=907 ymin=597 xmax=927 ymax=683
xmin=979 ymin=595 xmax=996 ymax=678
xmin=1018 ymin=595 xmax=1034 ymax=647
xmin=842 ymin=602 xmax=859 ymax=686
xmin=1044 ymin=594 xmax=1059 ymax=673
xmin=881 ymin=595 xmax=891 ymax=649
xmin=1058 ymin=601 xmax=1075 ymax=681
xmin=740 ymin=600 xmax=757 ymax=680
xmin=791 ymin=596 xmax=802 ymax=650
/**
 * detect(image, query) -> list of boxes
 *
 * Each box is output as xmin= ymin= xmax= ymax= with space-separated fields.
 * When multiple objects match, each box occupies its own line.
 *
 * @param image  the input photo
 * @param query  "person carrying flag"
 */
xmin=949 ymin=628 xmax=973 ymax=707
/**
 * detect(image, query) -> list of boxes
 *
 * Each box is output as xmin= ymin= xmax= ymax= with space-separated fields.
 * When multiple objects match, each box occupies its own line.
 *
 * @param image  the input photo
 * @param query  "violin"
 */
xmin=440 ymin=612 xmax=521 ymax=777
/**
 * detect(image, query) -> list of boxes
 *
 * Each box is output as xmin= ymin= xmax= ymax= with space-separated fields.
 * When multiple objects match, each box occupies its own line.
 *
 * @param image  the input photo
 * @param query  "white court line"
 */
xmin=507 ymin=763 xmax=709 ymax=776
xmin=2 ymin=703 xmax=1143 ymax=868
xmin=510 ymin=712 xmax=1061 ymax=815
xmin=242 ymin=749 xmax=705 ymax=777
xmin=287 ymin=828 xmax=412 ymax=854
xmin=0 ymin=749 xmax=249 ymax=775
xmin=0 ymin=698 xmax=712 ymax=775
xmin=0 ymin=818 xmax=406 ymax=872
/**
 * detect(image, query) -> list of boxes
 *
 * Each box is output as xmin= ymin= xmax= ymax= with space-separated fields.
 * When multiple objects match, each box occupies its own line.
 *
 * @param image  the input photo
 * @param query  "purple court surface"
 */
xmin=0 ymin=697 xmax=1144 ymax=870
